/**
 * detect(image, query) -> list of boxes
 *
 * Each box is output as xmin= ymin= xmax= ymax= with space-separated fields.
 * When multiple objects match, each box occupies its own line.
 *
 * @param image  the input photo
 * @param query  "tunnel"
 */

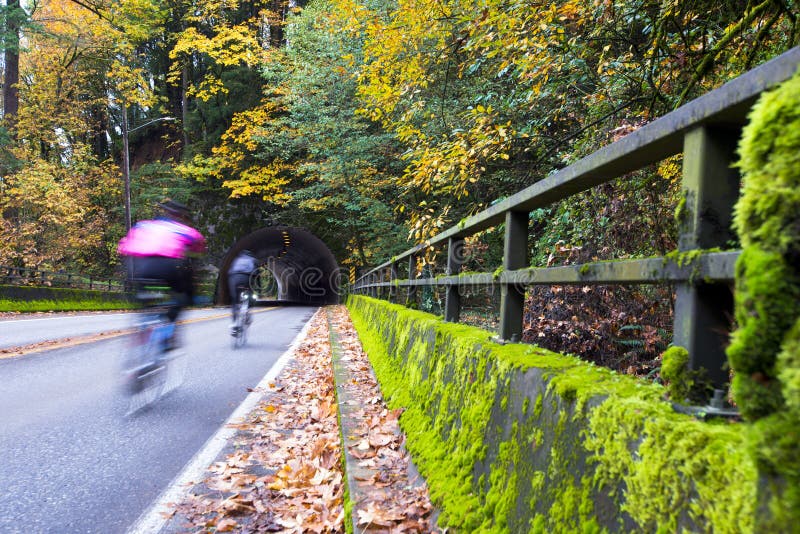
xmin=216 ymin=226 xmax=341 ymax=305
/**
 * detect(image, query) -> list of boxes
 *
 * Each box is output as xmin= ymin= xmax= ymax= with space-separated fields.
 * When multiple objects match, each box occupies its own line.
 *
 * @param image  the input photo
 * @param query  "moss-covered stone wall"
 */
xmin=727 ymin=66 xmax=800 ymax=529
xmin=347 ymin=295 xmax=779 ymax=532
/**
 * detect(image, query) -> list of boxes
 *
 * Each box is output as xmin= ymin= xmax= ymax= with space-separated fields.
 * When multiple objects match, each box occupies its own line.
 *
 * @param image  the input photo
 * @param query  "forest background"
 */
xmin=0 ymin=0 xmax=798 ymax=374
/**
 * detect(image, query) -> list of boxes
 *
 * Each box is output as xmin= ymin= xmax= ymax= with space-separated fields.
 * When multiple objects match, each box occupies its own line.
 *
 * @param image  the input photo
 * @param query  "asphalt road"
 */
xmin=0 ymin=308 xmax=231 ymax=350
xmin=0 ymin=305 xmax=317 ymax=534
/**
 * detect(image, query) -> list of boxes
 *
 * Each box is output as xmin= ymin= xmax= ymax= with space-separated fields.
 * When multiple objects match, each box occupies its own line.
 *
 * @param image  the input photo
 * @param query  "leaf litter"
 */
xmin=165 ymin=306 xmax=439 ymax=533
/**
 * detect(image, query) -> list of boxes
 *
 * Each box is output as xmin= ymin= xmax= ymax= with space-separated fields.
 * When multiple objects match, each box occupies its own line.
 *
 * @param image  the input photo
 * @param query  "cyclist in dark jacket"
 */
xmin=228 ymin=249 xmax=258 ymax=334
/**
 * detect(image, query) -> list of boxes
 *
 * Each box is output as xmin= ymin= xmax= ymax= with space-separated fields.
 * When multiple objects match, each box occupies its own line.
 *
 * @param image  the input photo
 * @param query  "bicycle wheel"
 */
xmin=232 ymin=292 xmax=250 ymax=349
xmin=240 ymin=301 xmax=249 ymax=346
xmin=123 ymin=322 xmax=169 ymax=415
xmin=232 ymin=306 xmax=245 ymax=349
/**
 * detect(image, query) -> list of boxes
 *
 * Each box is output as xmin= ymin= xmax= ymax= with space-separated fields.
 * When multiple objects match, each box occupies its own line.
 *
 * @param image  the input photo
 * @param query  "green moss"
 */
xmin=749 ymin=412 xmax=800 ymax=528
xmin=660 ymin=346 xmax=691 ymax=403
xmin=493 ymin=266 xmax=504 ymax=280
xmin=727 ymin=66 xmax=800 ymax=528
xmin=662 ymin=248 xmax=718 ymax=268
xmin=731 ymin=65 xmax=800 ymax=412
xmin=779 ymin=318 xmax=800 ymax=412
xmin=0 ymin=285 xmax=133 ymax=312
xmin=674 ymin=190 xmax=688 ymax=224
xmin=585 ymin=397 xmax=756 ymax=533
xmin=532 ymin=393 xmax=543 ymax=418
xmin=0 ymin=298 xmax=133 ymax=312
xmin=346 ymin=295 xmax=763 ymax=532
xmin=342 ymin=465 xmax=354 ymax=534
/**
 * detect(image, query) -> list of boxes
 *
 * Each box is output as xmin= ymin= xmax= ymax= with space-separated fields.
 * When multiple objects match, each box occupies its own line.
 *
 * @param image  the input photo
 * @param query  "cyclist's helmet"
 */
xmin=159 ymin=199 xmax=191 ymax=221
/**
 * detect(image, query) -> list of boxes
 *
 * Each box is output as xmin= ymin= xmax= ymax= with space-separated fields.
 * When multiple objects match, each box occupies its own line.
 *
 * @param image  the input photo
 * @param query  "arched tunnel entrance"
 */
xmin=216 ymin=226 xmax=341 ymax=305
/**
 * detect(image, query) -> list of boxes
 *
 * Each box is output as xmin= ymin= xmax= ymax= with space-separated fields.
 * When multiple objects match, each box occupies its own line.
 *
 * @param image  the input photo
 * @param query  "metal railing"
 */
xmin=353 ymin=46 xmax=800 ymax=390
xmin=1 ymin=265 xmax=125 ymax=292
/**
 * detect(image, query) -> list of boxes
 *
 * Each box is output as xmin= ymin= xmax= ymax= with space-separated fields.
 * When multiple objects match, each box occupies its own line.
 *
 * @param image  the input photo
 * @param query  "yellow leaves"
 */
xmin=176 ymin=101 xmax=293 ymax=205
xmin=175 ymin=155 xmax=223 ymax=183
xmin=106 ymin=62 xmax=158 ymax=108
xmin=222 ymin=162 xmax=293 ymax=204
xmin=299 ymin=196 xmax=330 ymax=212
xmin=169 ymin=21 xmax=263 ymax=101
xmin=184 ymin=0 xmax=243 ymax=24
xmin=171 ymin=25 xmax=262 ymax=67
xmin=407 ymin=205 xmax=451 ymax=245
xmin=399 ymin=107 xmax=514 ymax=230
xmin=330 ymin=0 xmax=448 ymax=125
xmin=114 ymin=0 xmax=168 ymax=42
xmin=191 ymin=75 xmax=229 ymax=100
xmin=0 ymin=158 xmax=119 ymax=267
xmin=657 ymin=155 xmax=683 ymax=186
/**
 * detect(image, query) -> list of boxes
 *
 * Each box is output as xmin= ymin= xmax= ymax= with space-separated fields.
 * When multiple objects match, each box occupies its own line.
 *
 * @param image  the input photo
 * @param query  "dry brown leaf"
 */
xmin=217 ymin=517 xmax=238 ymax=531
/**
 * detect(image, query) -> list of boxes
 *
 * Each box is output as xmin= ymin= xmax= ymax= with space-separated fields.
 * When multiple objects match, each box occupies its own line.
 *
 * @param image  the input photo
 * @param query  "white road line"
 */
xmin=126 ymin=307 xmax=321 ymax=534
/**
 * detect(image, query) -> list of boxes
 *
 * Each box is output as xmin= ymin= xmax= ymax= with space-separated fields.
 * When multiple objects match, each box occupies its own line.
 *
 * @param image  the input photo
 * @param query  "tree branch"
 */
xmin=676 ymin=0 xmax=775 ymax=107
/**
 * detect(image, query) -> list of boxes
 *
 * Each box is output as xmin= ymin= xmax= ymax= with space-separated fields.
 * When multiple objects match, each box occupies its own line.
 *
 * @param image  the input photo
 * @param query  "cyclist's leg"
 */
xmin=139 ymin=257 xmax=186 ymax=350
xmin=171 ymin=258 xmax=195 ymax=321
xmin=228 ymin=274 xmax=249 ymax=333
xmin=228 ymin=276 xmax=242 ymax=323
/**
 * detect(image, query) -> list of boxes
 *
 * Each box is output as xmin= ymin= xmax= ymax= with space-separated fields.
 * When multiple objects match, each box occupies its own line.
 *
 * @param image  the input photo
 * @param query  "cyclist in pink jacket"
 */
xmin=118 ymin=200 xmax=206 ymax=330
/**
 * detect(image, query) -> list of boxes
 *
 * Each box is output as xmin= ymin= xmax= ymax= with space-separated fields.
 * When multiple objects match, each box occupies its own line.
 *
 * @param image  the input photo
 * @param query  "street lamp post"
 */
xmin=122 ymin=112 xmax=177 ymax=232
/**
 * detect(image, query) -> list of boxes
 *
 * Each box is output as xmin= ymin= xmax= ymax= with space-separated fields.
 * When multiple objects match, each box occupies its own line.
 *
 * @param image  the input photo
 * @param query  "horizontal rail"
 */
xmin=356 ymin=46 xmax=800 ymax=284
xmin=355 ymin=251 xmax=738 ymax=289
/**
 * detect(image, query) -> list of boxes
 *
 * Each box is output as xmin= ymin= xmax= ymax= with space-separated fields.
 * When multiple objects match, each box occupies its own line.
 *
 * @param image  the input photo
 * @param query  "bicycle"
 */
xmin=121 ymin=279 xmax=187 ymax=414
xmin=231 ymin=286 xmax=252 ymax=349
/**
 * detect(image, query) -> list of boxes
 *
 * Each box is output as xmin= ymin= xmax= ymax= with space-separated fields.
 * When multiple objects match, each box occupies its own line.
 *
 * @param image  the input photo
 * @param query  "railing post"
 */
xmin=498 ymin=211 xmax=528 ymax=342
xmin=389 ymin=261 xmax=398 ymax=303
xmin=406 ymin=255 xmax=417 ymax=307
xmin=674 ymin=125 xmax=740 ymax=389
xmin=444 ymin=237 xmax=464 ymax=322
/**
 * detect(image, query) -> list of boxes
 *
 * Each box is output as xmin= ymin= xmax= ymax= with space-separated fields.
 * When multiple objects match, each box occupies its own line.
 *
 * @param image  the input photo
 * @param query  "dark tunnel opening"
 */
xmin=216 ymin=226 xmax=341 ymax=305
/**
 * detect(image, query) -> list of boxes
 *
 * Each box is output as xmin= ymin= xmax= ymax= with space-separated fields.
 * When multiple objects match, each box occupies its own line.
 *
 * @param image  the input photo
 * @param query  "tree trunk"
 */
xmin=268 ymin=0 xmax=286 ymax=48
xmin=3 ymin=0 xmax=21 ymax=126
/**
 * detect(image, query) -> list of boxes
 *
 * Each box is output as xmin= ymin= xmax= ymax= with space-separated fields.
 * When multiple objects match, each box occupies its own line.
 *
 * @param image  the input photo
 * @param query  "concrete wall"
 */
xmin=347 ymin=295 xmax=780 ymax=533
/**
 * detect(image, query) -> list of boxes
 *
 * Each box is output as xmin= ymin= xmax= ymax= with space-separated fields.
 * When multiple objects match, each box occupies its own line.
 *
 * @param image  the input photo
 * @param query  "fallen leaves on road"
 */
xmin=169 ymin=309 xmax=344 ymax=532
xmin=166 ymin=306 xmax=440 ymax=533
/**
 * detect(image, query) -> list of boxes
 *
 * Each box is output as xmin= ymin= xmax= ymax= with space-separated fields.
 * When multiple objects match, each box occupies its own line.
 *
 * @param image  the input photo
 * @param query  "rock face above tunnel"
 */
xmin=217 ymin=226 xmax=341 ymax=305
